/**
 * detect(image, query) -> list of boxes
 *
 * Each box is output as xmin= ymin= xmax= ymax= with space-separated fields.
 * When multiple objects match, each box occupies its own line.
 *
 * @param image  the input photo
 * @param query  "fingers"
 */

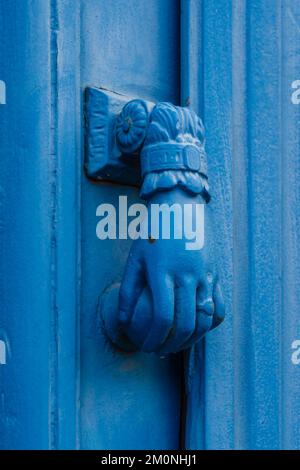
xmin=142 ymin=275 xmax=174 ymax=353
xmin=124 ymin=287 xmax=152 ymax=348
xmin=119 ymin=256 xmax=225 ymax=354
xmin=158 ymin=281 xmax=196 ymax=355
xmin=119 ymin=252 xmax=145 ymax=325
xmin=197 ymin=274 xmax=215 ymax=316
xmin=180 ymin=277 xmax=215 ymax=351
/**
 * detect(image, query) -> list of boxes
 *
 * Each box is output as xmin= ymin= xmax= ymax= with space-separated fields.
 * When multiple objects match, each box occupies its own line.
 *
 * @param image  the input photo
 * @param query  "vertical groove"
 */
xmin=180 ymin=0 xmax=206 ymax=450
xmin=76 ymin=1 xmax=82 ymax=449
xmin=76 ymin=0 xmax=82 ymax=449
xmin=179 ymin=0 xmax=189 ymax=448
xmin=178 ymin=1 xmax=187 ymax=450
xmin=279 ymin=0 xmax=283 ymax=450
xmin=179 ymin=352 xmax=187 ymax=450
xmin=51 ymin=0 xmax=81 ymax=448
xmin=232 ymin=0 xmax=250 ymax=448
xmin=49 ymin=0 xmax=59 ymax=450
xmin=245 ymin=3 xmax=255 ymax=440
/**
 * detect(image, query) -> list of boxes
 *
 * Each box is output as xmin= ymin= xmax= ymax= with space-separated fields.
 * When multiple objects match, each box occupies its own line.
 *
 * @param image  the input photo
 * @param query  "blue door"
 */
xmin=1 ymin=0 xmax=300 ymax=451
xmin=0 ymin=0 xmax=182 ymax=450
xmin=79 ymin=0 xmax=182 ymax=450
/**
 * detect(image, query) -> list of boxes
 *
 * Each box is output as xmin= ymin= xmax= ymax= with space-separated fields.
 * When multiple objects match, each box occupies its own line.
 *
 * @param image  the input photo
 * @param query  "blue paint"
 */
xmin=0 ymin=0 xmax=53 ymax=450
xmin=87 ymin=97 xmax=225 ymax=358
xmin=0 ymin=0 xmax=181 ymax=450
xmin=0 ymin=0 xmax=80 ymax=450
xmin=185 ymin=0 xmax=300 ymax=451
xmin=200 ymin=0 xmax=234 ymax=450
xmin=232 ymin=0 xmax=282 ymax=449
xmin=84 ymin=88 xmax=146 ymax=185
xmin=113 ymin=101 xmax=224 ymax=354
xmin=86 ymin=95 xmax=224 ymax=356
xmin=79 ymin=0 xmax=181 ymax=450
xmin=1 ymin=0 xmax=300 ymax=452
xmin=281 ymin=0 xmax=300 ymax=450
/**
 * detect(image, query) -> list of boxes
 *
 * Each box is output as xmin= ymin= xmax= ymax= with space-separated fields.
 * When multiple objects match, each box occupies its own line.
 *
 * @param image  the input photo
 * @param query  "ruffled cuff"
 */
xmin=140 ymin=170 xmax=210 ymax=202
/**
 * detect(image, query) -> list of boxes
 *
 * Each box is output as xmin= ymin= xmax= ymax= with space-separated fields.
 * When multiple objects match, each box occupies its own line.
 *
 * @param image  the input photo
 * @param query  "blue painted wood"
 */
xmin=184 ymin=0 xmax=300 ymax=450
xmin=181 ymin=0 xmax=234 ymax=450
xmin=280 ymin=0 xmax=300 ymax=450
xmin=53 ymin=0 xmax=81 ymax=449
xmin=201 ymin=0 xmax=234 ymax=450
xmin=84 ymin=87 xmax=147 ymax=185
xmin=0 ymin=0 xmax=80 ymax=450
xmin=0 ymin=0 xmax=54 ymax=449
xmin=232 ymin=0 xmax=282 ymax=449
xmin=0 ymin=0 xmax=182 ymax=450
xmin=79 ymin=0 xmax=181 ymax=450
xmin=181 ymin=1 xmax=206 ymax=450
xmin=2 ymin=0 xmax=300 ymax=452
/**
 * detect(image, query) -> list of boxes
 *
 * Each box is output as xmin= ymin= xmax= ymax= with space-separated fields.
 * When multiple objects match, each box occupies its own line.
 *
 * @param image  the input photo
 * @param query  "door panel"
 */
xmin=80 ymin=0 xmax=182 ymax=450
xmin=185 ymin=0 xmax=300 ymax=450
xmin=2 ymin=0 xmax=300 ymax=451
xmin=0 ymin=0 xmax=54 ymax=450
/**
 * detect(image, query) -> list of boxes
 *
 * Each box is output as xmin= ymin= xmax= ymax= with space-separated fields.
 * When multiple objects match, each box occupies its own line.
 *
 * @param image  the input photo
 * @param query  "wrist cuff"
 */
xmin=141 ymin=143 xmax=207 ymax=177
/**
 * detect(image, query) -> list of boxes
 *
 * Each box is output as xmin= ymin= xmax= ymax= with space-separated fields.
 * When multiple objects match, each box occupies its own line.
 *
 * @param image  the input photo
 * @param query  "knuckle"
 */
xmin=197 ymin=298 xmax=214 ymax=316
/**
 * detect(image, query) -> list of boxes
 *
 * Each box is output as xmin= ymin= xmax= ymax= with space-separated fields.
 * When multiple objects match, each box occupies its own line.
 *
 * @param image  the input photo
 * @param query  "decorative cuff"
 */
xmin=140 ymin=170 xmax=210 ymax=202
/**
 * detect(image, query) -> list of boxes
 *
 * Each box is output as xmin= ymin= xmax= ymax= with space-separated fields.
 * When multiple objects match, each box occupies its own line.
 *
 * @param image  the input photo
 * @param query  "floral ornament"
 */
xmin=116 ymin=99 xmax=150 ymax=155
xmin=144 ymin=102 xmax=205 ymax=147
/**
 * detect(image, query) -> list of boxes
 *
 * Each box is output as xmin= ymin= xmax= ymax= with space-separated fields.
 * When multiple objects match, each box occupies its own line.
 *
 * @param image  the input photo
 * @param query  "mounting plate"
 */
xmin=85 ymin=87 xmax=149 ymax=186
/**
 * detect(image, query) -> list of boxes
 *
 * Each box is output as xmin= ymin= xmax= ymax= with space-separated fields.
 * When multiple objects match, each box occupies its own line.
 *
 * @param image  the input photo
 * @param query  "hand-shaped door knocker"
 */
xmin=98 ymin=99 xmax=225 ymax=355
